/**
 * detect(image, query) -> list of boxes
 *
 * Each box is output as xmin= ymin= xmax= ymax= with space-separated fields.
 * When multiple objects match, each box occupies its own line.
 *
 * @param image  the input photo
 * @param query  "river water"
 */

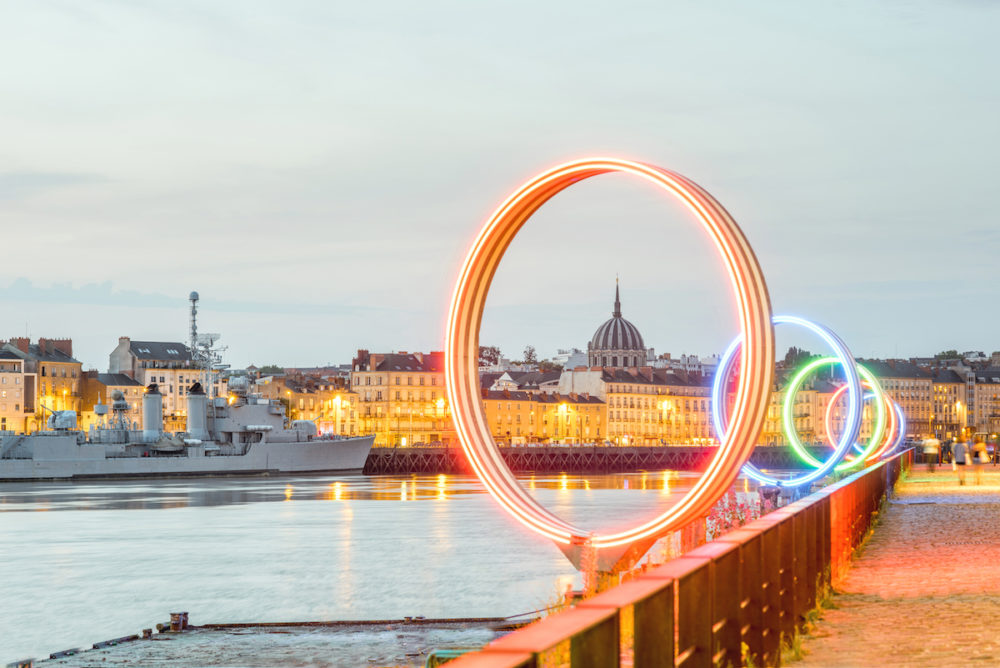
xmin=0 ymin=471 xmax=752 ymax=660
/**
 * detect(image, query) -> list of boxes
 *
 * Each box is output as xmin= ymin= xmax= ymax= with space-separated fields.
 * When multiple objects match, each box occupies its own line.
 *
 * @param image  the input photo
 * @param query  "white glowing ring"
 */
xmin=445 ymin=158 xmax=774 ymax=549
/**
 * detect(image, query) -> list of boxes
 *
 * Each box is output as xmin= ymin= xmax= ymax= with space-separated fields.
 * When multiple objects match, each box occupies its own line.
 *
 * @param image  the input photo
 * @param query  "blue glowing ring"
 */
xmin=712 ymin=315 xmax=863 ymax=488
xmin=884 ymin=402 xmax=906 ymax=457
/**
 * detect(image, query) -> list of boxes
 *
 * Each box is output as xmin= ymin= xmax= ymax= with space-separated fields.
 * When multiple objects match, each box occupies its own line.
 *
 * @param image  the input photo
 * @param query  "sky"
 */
xmin=1 ymin=1 xmax=998 ymax=370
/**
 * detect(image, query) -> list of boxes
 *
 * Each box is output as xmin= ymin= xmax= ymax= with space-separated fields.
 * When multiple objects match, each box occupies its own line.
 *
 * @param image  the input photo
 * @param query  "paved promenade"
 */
xmin=798 ymin=465 xmax=1000 ymax=666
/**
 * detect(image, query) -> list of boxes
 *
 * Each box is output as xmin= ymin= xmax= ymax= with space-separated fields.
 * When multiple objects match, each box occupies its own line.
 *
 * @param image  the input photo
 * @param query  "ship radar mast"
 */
xmin=188 ymin=291 xmax=228 ymax=400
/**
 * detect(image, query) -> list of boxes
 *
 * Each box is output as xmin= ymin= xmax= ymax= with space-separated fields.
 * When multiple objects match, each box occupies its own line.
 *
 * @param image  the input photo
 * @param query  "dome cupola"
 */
xmin=588 ymin=281 xmax=647 ymax=368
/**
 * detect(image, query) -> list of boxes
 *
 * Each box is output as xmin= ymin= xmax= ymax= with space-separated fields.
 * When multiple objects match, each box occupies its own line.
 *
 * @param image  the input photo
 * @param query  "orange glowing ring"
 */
xmin=445 ymin=158 xmax=774 ymax=549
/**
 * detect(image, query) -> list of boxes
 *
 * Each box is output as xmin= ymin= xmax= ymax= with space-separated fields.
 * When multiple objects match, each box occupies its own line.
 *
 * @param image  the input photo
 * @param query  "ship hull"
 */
xmin=0 ymin=434 xmax=374 ymax=481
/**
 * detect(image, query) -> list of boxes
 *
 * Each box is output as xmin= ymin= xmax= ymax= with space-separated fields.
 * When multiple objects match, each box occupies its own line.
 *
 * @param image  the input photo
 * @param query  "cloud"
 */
xmin=0 ymin=172 xmax=108 ymax=202
xmin=0 ymin=278 xmax=399 ymax=317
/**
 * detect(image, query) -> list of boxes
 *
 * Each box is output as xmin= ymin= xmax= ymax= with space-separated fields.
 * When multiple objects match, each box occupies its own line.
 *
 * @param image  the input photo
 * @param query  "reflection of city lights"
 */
xmin=400 ymin=481 xmax=407 ymax=501
xmin=560 ymin=473 xmax=568 ymax=492
xmin=284 ymin=485 xmax=293 ymax=501
xmin=584 ymin=479 xmax=590 ymax=491
xmin=333 ymin=482 xmax=343 ymax=501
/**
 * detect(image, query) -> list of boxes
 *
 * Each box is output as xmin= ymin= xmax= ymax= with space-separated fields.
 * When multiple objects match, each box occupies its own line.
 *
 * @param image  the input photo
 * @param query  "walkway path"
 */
xmin=798 ymin=465 xmax=1000 ymax=666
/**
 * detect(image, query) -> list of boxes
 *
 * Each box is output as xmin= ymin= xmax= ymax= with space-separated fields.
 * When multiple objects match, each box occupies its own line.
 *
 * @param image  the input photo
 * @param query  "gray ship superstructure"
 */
xmin=0 ymin=292 xmax=373 ymax=480
xmin=0 ymin=377 xmax=373 ymax=480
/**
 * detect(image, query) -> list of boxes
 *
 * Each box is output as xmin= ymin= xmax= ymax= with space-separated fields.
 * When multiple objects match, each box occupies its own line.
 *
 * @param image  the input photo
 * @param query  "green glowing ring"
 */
xmin=783 ymin=358 xmax=885 ymax=471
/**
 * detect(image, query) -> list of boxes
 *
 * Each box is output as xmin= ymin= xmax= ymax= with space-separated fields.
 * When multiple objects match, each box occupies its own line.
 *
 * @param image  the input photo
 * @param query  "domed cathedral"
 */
xmin=588 ymin=281 xmax=651 ymax=368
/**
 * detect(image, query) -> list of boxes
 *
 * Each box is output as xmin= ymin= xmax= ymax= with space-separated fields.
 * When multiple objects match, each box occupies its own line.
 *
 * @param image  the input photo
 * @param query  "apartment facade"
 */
xmin=109 ymin=337 xmax=225 ymax=431
xmin=482 ymin=389 xmax=606 ymax=445
xmin=559 ymin=367 xmax=713 ymax=445
xmin=351 ymin=350 xmax=454 ymax=447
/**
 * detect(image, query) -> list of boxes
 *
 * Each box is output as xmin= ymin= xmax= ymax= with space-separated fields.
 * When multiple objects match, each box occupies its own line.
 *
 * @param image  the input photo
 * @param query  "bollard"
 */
xmin=155 ymin=623 xmax=166 ymax=633
xmin=142 ymin=629 xmax=153 ymax=639
xmin=169 ymin=613 xmax=184 ymax=632
xmin=180 ymin=612 xmax=189 ymax=629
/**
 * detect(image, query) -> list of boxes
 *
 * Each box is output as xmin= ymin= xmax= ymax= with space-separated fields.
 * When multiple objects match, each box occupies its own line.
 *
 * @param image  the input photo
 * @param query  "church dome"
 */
xmin=588 ymin=283 xmax=646 ymax=368
xmin=591 ymin=315 xmax=645 ymax=351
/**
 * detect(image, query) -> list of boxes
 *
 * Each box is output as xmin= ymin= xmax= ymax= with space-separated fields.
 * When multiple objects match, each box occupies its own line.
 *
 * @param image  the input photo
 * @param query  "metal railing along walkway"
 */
xmin=449 ymin=449 xmax=913 ymax=668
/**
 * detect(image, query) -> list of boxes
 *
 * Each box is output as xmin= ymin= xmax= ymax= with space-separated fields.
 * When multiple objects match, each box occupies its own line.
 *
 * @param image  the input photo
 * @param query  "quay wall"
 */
xmin=448 ymin=448 xmax=913 ymax=667
xmin=362 ymin=445 xmax=830 ymax=476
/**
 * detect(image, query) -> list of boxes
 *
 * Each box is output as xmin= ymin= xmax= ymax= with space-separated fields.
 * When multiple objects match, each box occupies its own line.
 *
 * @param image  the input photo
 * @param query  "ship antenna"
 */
xmin=189 ymin=291 xmax=201 ymax=392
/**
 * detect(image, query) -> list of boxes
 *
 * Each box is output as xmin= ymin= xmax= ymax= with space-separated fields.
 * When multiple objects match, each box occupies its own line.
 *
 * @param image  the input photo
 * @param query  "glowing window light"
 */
xmin=445 ymin=158 xmax=774 ymax=554
xmin=712 ymin=315 xmax=862 ymax=488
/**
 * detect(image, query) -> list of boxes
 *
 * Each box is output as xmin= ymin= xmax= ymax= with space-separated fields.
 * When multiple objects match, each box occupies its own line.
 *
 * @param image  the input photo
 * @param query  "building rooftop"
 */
xmin=859 ymin=359 xmax=932 ymax=380
xmin=482 ymin=389 xmax=604 ymax=404
xmin=353 ymin=350 xmax=444 ymax=373
xmin=26 ymin=344 xmax=80 ymax=364
xmin=95 ymin=373 xmax=144 ymax=387
xmin=129 ymin=341 xmax=192 ymax=362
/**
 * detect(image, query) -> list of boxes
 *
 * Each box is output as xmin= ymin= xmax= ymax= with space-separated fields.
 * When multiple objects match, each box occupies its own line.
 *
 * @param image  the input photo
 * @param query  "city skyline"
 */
xmin=2 ymin=2 xmax=999 ymax=368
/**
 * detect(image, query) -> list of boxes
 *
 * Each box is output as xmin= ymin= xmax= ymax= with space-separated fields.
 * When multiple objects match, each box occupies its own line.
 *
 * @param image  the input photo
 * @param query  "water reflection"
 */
xmin=0 ymin=471 xmax=748 ymax=514
xmin=0 ymin=470 xmax=762 ymax=660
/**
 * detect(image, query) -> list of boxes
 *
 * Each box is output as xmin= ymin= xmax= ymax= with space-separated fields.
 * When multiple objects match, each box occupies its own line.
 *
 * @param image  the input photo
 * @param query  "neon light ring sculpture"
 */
xmin=784 ymin=358 xmax=886 ymax=471
xmin=712 ymin=315 xmax=864 ymax=488
xmin=816 ymin=365 xmax=894 ymax=465
xmin=445 ymin=158 xmax=775 ymax=572
xmin=821 ymin=376 xmax=905 ymax=461
xmin=887 ymin=402 xmax=907 ymax=456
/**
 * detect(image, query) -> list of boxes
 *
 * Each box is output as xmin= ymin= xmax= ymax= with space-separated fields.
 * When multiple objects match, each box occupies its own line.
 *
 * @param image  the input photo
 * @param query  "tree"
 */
xmin=783 ymin=346 xmax=815 ymax=368
xmin=258 ymin=364 xmax=285 ymax=375
xmin=522 ymin=345 xmax=538 ymax=364
xmin=935 ymin=350 xmax=960 ymax=360
xmin=537 ymin=359 xmax=563 ymax=373
xmin=478 ymin=345 xmax=501 ymax=366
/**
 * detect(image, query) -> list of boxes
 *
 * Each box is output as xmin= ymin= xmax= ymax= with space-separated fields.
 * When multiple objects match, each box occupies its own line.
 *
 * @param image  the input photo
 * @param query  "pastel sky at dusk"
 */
xmin=1 ymin=1 xmax=997 ymax=369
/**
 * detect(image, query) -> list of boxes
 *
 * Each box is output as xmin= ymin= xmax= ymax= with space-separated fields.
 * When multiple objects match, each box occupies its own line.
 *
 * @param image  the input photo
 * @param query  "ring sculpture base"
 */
xmin=557 ymin=535 xmax=660 ymax=574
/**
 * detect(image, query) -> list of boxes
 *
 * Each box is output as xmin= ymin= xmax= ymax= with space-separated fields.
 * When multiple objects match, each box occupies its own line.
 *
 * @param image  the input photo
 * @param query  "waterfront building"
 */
xmin=481 ymin=389 xmax=605 ymax=445
xmin=559 ymin=366 xmax=712 ymax=445
xmin=79 ymin=372 xmax=144 ymax=431
xmin=761 ymin=376 xmax=877 ymax=448
xmin=1 ymin=337 xmax=82 ymax=431
xmin=487 ymin=370 xmax=562 ymax=395
xmin=861 ymin=360 xmax=933 ymax=439
xmin=351 ymin=350 xmax=455 ymax=447
xmin=552 ymin=348 xmax=588 ymax=369
xmin=0 ymin=349 xmax=35 ymax=432
xmin=108 ymin=337 xmax=226 ymax=431
xmin=653 ymin=352 xmax=721 ymax=376
xmin=587 ymin=283 xmax=653 ymax=368
xmin=931 ymin=369 xmax=966 ymax=438
xmin=971 ymin=368 xmax=1000 ymax=438
xmin=254 ymin=373 xmax=359 ymax=436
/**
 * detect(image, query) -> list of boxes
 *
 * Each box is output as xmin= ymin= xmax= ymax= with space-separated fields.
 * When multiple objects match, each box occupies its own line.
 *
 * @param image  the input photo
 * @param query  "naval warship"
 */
xmin=0 ymin=292 xmax=373 ymax=481
xmin=0 ymin=377 xmax=374 ymax=481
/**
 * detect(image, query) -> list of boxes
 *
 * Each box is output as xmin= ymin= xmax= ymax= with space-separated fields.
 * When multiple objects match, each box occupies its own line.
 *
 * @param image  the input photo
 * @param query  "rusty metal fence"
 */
xmin=449 ymin=448 xmax=913 ymax=668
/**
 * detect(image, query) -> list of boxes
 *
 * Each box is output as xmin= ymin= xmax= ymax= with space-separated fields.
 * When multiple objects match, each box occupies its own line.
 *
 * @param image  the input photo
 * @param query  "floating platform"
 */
xmin=22 ymin=616 xmax=527 ymax=668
